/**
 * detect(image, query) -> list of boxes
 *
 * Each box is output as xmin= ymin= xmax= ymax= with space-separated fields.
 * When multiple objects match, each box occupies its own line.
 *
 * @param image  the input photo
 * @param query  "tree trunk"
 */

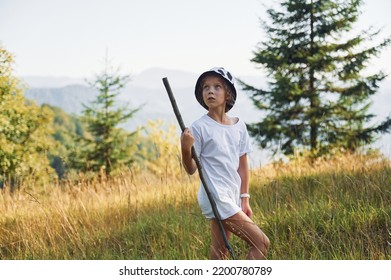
xmin=309 ymin=0 xmax=318 ymax=152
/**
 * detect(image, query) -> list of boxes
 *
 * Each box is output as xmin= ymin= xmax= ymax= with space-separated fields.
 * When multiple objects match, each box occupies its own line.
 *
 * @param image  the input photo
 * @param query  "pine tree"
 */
xmin=72 ymin=63 xmax=140 ymax=176
xmin=240 ymin=0 xmax=391 ymax=156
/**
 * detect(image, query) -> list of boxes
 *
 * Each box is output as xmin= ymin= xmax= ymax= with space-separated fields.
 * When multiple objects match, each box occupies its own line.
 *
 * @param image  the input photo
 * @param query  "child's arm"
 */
xmin=238 ymin=154 xmax=253 ymax=218
xmin=181 ymin=128 xmax=197 ymax=175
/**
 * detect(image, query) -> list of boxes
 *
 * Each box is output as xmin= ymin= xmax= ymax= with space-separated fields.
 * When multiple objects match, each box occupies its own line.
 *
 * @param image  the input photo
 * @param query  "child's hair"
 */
xmin=200 ymin=74 xmax=234 ymax=113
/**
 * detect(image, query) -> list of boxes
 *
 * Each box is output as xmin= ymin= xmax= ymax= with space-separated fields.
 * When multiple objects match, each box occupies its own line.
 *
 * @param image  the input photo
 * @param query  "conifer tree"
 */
xmin=72 ymin=63 xmax=139 ymax=176
xmin=240 ymin=0 xmax=391 ymax=156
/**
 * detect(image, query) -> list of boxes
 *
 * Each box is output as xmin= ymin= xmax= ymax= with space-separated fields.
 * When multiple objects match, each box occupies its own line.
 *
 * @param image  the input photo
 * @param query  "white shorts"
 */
xmin=197 ymin=184 xmax=242 ymax=220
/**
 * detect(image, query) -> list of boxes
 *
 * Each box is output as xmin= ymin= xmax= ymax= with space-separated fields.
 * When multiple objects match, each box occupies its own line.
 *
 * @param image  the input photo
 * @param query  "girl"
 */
xmin=181 ymin=67 xmax=270 ymax=260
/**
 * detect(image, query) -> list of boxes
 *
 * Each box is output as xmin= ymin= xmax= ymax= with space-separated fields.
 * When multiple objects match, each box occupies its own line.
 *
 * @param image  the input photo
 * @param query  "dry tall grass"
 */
xmin=0 ymin=153 xmax=390 ymax=259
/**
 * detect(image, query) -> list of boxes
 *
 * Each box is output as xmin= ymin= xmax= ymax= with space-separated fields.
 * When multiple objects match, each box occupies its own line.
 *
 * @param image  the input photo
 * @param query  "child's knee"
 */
xmin=253 ymin=232 xmax=270 ymax=252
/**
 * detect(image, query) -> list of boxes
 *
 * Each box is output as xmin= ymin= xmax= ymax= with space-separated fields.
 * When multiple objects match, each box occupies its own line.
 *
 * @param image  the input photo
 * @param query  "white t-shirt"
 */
xmin=190 ymin=114 xmax=252 ymax=220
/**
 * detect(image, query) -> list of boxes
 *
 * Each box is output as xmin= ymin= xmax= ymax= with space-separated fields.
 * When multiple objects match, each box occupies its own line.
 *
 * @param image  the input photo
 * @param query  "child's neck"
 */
xmin=207 ymin=110 xmax=232 ymax=125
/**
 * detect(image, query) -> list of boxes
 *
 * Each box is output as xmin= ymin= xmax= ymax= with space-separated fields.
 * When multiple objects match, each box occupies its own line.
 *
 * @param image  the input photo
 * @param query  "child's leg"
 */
xmin=223 ymin=211 xmax=270 ymax=260
xmin=210 ymin=219 xmax=232 ymax=260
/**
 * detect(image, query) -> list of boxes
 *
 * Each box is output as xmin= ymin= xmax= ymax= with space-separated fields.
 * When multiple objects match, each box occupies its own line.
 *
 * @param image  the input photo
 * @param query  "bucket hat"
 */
xmin=194 ymin=67 xmax=237 ymax=112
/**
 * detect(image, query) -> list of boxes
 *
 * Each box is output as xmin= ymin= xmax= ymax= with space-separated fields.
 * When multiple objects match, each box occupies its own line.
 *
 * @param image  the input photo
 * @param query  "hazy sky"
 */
xmin=1 ymin=0 xmax=391 ymax=78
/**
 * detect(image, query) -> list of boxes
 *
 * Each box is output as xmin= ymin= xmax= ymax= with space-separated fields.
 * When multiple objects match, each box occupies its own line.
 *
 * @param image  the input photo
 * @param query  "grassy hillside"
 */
xmin=0 ymin=153 xmax=390 ymax=260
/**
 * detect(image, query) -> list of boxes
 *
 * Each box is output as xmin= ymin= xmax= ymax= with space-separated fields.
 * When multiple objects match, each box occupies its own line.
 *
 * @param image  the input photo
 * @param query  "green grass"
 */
xmin=0 ymin=153 xmax=390 ymax=259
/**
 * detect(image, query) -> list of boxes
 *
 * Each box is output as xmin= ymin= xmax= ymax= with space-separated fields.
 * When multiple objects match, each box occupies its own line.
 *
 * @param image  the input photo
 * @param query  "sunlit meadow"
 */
xmin=0 ymin=128 xmax=390 ymax=260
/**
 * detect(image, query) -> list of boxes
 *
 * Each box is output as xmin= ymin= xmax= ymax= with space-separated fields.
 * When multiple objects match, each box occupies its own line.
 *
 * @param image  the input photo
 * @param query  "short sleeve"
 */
xmin=189 ymin=125 xmax=202 ymax=157
xmin=239 ymin=122 xmax=252 ymax=156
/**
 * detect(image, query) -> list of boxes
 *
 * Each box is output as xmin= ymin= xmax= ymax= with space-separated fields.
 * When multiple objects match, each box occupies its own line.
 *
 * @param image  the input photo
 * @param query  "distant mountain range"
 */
xmin=22 ymin=68 xmax=391 ymax=164
xmin=23 ymin=68 xmax=266 ymax=126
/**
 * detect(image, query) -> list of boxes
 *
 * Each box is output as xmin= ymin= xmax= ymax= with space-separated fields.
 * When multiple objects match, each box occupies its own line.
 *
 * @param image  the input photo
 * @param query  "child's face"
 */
xmin=201 ymin=76 xmax=229 ymax=111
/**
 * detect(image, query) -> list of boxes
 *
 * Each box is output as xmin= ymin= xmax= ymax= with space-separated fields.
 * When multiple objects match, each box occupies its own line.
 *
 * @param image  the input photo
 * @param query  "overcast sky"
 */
xmin=1 ymin=0 xmax=391 ymax=78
